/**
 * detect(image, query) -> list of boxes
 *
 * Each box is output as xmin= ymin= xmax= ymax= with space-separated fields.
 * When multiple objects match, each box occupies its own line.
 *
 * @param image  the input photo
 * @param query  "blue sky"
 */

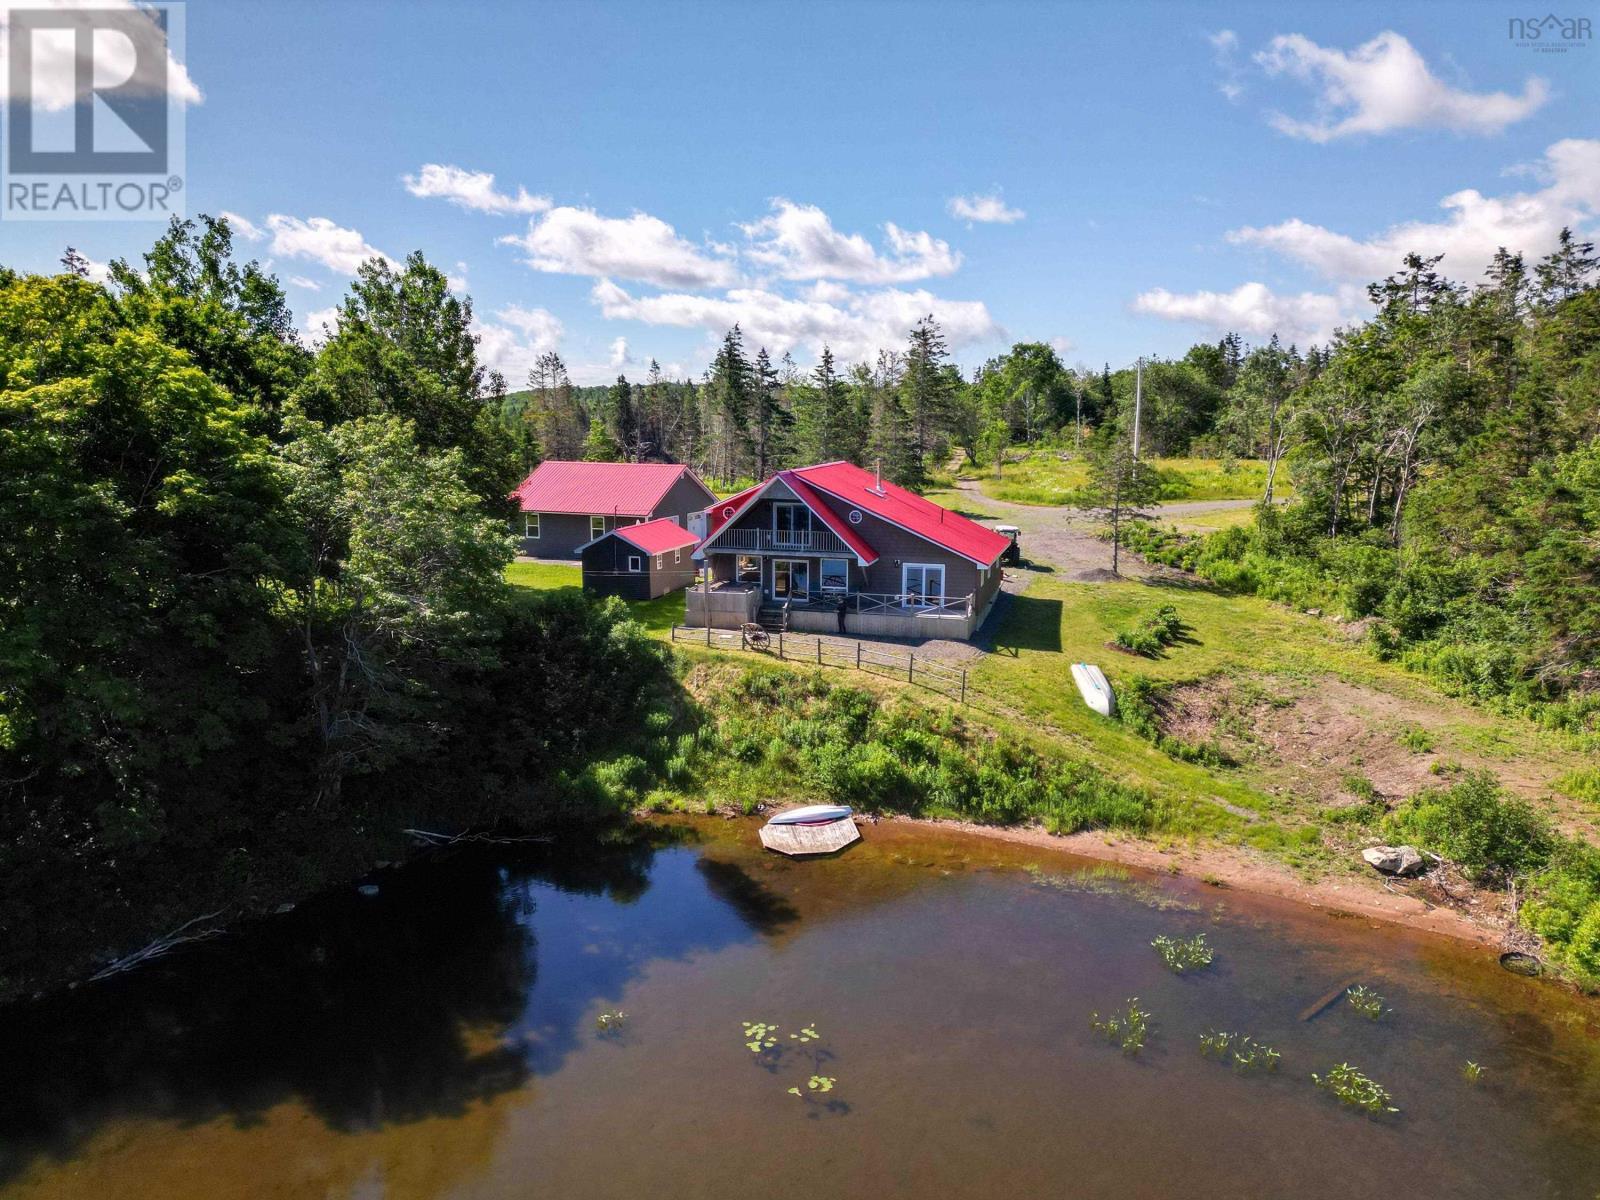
xmin=3 ymin=0 xmax=1596 ymax=382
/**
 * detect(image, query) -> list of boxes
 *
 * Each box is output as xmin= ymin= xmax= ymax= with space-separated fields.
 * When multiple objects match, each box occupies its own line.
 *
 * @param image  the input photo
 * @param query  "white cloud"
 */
xmin=299 ymin=305 xmax=342 ymax=344
xmin=948 ymin=192 xmax=1025 ymax=225
xmin=288 ymin=275 xmax=321 ymax=291
xmin=1049 ymin=336 xmax=1075 ymax=357
xmin=591 ymin=277 xmax=1001 ymax=365
xmin=265 ymin=214 xmax=396 ymax=276
xmin=1255 ymin=31 xmax=1547 ymax=141
xmin=474 ymin=304 xmax=564 ymax=383
xmin=1133 ymin=282 xmax=1362 ymax=345
xmin=1 ymin=0 xmax=202 ymax=111
xmin=1228 ymin=138 xmax=1600 ymax=281
xmin=402 ymin=163 xmax=550 ymax=215
xmin=741 ymin=199 xmax=960 ymax=283
xmin=607 ymin=336 xmax=631 ymax=368
xmin=500 ymin=206 xmax=735 ymax=289
xmin=219 ymin=211 xmax=263 ymax=242
xmin=1210 ymin=29 xmax=1244 ymax=102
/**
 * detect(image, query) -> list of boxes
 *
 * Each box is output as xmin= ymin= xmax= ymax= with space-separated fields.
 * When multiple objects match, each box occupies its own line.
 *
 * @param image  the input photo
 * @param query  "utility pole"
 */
xmin=1075 ymin=387 xmax=1082 ymax=452
xmin=1132 ymin=356 xmax=1143 ymax=461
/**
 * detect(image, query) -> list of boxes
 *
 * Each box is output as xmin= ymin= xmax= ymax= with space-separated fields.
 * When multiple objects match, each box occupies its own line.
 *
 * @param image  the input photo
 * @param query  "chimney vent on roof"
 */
xmin=869 ymin=458 xmax=886 ymax=497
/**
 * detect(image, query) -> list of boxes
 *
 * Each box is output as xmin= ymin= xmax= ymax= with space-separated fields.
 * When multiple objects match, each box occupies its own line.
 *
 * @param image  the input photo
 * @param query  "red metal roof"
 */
xmin=697 ymin=471 xmax=878 ymax=564
xmin=781 ymin=471 xmax=879 ymax=564
xmin=791 ymin=461 xmax=1011 ymax=565
xmin=608 ymin=518 xmax=698 ymax=555
xmin=512 ymin=460 xmax=712 ymax=517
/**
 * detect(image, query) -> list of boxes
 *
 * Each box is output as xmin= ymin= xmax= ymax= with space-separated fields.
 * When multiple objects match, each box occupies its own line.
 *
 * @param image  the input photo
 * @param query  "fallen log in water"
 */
xmin=1298 ymin=973 xmax=1366 ymax=1022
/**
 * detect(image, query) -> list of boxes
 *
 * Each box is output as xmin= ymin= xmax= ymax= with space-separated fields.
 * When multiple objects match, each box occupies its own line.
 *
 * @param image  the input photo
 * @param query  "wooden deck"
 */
xmin=759 ymin=819 xmax=862 ymax=856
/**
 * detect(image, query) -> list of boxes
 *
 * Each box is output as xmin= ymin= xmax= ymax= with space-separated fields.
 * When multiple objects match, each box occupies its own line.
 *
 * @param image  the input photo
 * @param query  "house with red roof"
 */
xmin=511 ymin=461 xmax=716 ymax=558
xmin=578 ymin=518 xmax=699 ymax=600
xmin=686 ymin=461 xmax=1012 ymax=641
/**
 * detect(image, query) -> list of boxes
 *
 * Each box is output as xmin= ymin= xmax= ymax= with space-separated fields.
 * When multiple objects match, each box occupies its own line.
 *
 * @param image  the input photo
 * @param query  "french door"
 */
xmin=772 ymin=558 xmax=810 ymax=600
xmin=902 ymin=563 xmax=945 ymax=608
xmin=773 ymin=503 xmax=810 ymax=547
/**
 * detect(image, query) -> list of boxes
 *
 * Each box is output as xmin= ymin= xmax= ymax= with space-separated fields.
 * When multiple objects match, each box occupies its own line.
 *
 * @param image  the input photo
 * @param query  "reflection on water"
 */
xmin=3 ymin=819 xmax=1599 ymax=1200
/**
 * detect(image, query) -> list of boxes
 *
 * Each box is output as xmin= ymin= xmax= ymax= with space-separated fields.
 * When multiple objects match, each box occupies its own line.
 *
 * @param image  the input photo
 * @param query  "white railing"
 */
xmin=708 ymin=526 xmax=852 ymax=555
xmin=851 ymin=591 xmax=973 ymax=618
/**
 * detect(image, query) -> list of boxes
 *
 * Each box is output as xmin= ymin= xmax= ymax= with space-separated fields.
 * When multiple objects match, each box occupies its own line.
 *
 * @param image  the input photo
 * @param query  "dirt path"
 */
xmin=949 ymin=476 xmax=1213 ymax=582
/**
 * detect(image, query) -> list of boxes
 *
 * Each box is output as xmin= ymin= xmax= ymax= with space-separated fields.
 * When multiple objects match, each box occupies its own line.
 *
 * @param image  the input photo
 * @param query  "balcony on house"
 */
xmin=705 ymin=525 xmax=854 ymax=556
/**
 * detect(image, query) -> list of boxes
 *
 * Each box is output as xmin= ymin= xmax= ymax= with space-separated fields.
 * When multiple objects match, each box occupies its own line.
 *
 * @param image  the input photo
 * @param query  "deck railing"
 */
xmin=707 ymin=526 xmax=852 ymax=555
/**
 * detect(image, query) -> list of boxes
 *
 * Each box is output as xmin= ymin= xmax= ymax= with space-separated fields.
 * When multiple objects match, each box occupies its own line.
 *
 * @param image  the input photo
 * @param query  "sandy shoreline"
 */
xmin=889 ymin=815 xmax=1509 ymax=949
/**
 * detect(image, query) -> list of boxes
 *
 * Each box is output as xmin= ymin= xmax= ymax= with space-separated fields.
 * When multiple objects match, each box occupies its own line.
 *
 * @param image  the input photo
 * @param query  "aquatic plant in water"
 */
xmin=595 ymin=1009 xmax=627 ymax=1035
xmin=1313 ymin=1063 xmax=1399 ymax=1115
xmin=1463 ymin=1061 xmax=1484 ymax=1083
xmin=1198 ymin=1030 xmax=1280 ymax=1073
xmin=1152 ymin=932 xmax=1215 ymax=973
xmin=789 ymin=1024 xmax=820 ymax=1044
xmin=787 ymin=1075 xmax=837 ymax=1097
xmin=742 ymin=1021 xmax=780 ymax=1052
xmin=1091 ymin=998 xmax=1152 ymax=1054
xmin=1345 ymin=985 xmax=1391 ymax=1021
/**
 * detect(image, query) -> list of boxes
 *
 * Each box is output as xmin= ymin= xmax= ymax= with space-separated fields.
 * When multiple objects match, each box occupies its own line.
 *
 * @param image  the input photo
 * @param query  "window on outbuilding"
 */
xmin=524 ymin=513 xmax=540 ymax=539
xmin=674 ymin=547 xmax=682 ymax=564
xmin=591 ymin=515 xmax=606 ymax=541
xmin=655 ymin=554 xmax=663 ymax=569
xmin=820 ymin=559 xmax=849 ymax=593
xmin=628 ymin=555 xmax=642 ymax=572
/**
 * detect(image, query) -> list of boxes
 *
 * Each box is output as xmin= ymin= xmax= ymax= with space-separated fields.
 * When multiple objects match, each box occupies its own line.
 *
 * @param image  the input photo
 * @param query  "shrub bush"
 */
xmin=1385 ymin=771 xmax=1553 ymax=881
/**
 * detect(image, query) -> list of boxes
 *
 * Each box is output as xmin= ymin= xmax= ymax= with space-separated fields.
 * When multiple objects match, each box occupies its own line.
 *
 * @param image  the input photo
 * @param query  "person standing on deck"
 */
xmin=836 ymin=595 xmax=848 ymax=635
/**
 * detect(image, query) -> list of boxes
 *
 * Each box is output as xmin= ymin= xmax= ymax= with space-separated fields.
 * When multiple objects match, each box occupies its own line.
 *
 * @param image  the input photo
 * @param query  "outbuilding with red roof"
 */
xmin=688 ymin=461 xmax=1013 ymax=641
xmin=578 ymin=517 xmax=700 ymax=600
xmin=510 ymin=460 xmax=717 ymax=559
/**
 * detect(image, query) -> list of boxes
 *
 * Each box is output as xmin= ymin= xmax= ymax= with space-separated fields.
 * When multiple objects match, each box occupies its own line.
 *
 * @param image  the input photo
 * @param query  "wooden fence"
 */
xmin=668 ymin=624 xmax=970 ymax=704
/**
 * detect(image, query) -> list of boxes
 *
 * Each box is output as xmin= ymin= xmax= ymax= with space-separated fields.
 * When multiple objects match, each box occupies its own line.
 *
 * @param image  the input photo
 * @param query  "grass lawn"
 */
xmin=969 ymin=574 xmax=1586 ymax=862
xmin=974 ymin=452 xmax=1291 ymax=507
xmin=505 ymin=561 xmax=684 ymax=635
xmin=508 ymin=552 xmax=1588 ymax=875
xmin=1156 ymin=505 xmax=1257 ymax=533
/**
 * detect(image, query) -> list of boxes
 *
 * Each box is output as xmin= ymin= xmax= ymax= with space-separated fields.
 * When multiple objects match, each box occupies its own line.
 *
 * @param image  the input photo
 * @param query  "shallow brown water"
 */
xmin=3 ymin=819 xmax=1600 ymax=1199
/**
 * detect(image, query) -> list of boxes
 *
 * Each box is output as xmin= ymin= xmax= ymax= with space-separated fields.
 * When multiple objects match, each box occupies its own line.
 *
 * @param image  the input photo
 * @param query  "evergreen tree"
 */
xmin=899 ymin=315 xmax=954 ymax=486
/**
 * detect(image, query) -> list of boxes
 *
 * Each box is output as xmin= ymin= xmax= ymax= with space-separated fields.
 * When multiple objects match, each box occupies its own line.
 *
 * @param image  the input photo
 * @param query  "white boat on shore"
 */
xmin=765 ymin=804 xmax=853 ymax=826
xmin=759 ymin=806 xmax=860 ymax=856
xmin=1070 ymin=662 xmax=1115 ymax=717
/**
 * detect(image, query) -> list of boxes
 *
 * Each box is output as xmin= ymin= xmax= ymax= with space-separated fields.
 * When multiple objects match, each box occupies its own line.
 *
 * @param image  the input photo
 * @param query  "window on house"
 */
xmin=591 ymin=516 xmax=606 ymax=541
xmin=674 ymin=547 xmax=682 ymax=564
xmin=736 ymin=555 xmax=760 ymax=583
xmin=628 ymin=555 xmax=642 ymax=572
xmin=524 ymin=513 xmax=540 ymax=539
xmin=819 ymin=559 xmax=849 ymax=593
xmin=655 ymin=554 xmax=663 ymax=569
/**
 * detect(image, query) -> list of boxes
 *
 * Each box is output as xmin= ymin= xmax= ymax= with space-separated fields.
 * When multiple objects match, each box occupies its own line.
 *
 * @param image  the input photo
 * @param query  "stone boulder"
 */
xmin=1362 ymin=845 xmax=1425 ymax=877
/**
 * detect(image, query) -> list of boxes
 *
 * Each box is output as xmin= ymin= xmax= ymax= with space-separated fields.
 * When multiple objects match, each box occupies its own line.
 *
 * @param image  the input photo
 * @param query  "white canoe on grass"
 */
xmin=766 ymin=804 xmax=853 ymax=826
xmin=1071 ymin=662 xmax=1116 ymax=717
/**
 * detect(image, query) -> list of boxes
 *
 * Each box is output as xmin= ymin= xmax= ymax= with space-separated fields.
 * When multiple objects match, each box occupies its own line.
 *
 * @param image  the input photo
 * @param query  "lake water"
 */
xmin=3 ymin=819 xmax=1599 ymax=1199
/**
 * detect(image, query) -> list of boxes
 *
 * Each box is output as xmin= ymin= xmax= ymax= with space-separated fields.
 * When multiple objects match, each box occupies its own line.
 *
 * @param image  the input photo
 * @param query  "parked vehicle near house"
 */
xmin=579 ymin=518 xmax=699 ymax=600
xmin=686 ymin=461 xmax=1010 ymax=641
xmin=510 ymin=461 xmax=716 ymax=558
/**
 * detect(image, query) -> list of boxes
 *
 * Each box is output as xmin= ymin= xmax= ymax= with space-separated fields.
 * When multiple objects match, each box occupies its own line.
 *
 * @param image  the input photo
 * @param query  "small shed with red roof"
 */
xmin=579 ymin=518 xmax=700 ymax=600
